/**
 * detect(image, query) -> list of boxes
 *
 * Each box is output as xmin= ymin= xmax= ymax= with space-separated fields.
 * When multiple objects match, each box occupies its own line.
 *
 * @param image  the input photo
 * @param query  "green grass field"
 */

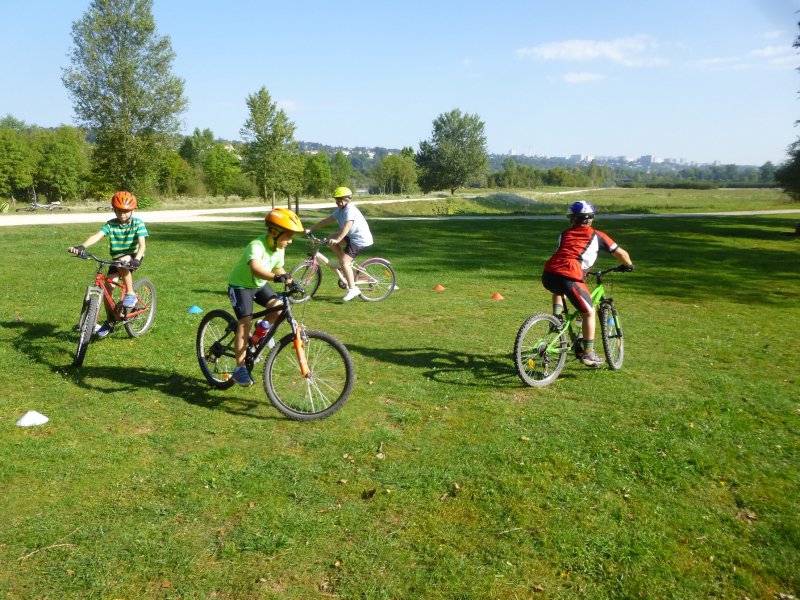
xmin=1 ymin=190 xmax=799 ymax=598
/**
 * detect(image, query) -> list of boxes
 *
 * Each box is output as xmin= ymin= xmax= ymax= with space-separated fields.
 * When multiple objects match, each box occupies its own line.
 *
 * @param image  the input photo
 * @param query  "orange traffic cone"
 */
xmin=491 ymin=292 xmax=504 ymax=301
xmin=433 ymin=284 xmax=446 ymax=291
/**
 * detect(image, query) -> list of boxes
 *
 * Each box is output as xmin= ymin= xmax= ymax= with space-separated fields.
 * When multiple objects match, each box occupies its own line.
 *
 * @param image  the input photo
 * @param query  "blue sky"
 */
xmin=2 ymin=0 xmax=799 ymax=165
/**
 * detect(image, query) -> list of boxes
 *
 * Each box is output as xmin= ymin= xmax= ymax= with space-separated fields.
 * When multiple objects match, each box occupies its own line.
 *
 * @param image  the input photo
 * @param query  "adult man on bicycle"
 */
xmin=305 ymin=187 xmax=374 ymax=302
xmin=541 ymin=201 xmax=634 ymax=367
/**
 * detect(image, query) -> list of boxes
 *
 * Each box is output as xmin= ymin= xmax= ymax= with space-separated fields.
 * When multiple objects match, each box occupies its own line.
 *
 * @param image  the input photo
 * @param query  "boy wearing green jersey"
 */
xmin=68 ymin=191 xmax=148 ymax=338
xmin=227 ymin=208 xmax=304 ymax=387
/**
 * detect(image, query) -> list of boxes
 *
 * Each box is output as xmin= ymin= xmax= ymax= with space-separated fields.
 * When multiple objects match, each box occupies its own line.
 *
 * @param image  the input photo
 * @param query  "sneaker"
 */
xmin=122 ymin=293 xmax=137 ymax=308
xmin=342 ymin=288 xmax=360 ymax=302
xmin=93 ymin=323 xmax=102 ymax=334
xmin=579 ymin=349 xmax=604 ymax=368
xmin=95 ymin=321 xmax=113 ymax=338
xmin=231 ymin=365 xmax=254 ymax=387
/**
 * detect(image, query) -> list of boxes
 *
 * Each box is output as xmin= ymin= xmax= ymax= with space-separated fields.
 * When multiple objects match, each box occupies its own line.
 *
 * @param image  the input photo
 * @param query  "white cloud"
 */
xmin=749 ymin=45 xmax=791 ymax=58
xmin=563 ymin=72 xmax=606 ymax=84
xmin=516 ymin=34 xmax=667 ymax=67
xmin=688 ymin=45 xmax=797 ymax=71
xmin=763 ymin=30 xmax=784 ymax=40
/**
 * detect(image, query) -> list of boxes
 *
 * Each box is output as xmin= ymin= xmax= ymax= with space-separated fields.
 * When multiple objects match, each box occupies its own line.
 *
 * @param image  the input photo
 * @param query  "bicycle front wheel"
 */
xmin=288 ymin=261 xmax=322 ymax=303
xmin=599 ymin=302 xmax=624 ymax=370
xmin=514 ymin=313 xmax=568 ymax=387
xmin=356 ymin=259 xmax=396 ymax=302
xmin=74 ymin=290 xmax=101 ymax=367
xmin=197 ymin=309 xmax=239 ymax=389
xmin=263 ymin=329 xmax=354 ymax=420
xmin=124 ymin=278 xmax=157 ymax=337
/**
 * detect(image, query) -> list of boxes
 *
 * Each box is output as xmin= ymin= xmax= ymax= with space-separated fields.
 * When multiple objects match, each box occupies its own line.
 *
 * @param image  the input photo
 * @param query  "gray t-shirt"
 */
xmin=333 ymin=203 xmax=373 ymax=248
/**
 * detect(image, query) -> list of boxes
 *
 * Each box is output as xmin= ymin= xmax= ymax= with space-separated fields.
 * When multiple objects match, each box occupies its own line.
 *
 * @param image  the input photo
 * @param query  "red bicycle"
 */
xmin=71 ymin=252 xmax=157 ymax=367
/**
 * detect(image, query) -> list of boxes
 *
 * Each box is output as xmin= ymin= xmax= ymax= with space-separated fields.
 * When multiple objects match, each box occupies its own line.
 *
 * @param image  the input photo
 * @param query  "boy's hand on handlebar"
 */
xmin=622 ymin=264 xmax=634 ymax=272
xmin=273 ymin=273 xmax=287 ymax=284
xmin=128 ymin=258 xmax=141 ymax=271
xmin=68 ymin=245 xmax=86 ymax=258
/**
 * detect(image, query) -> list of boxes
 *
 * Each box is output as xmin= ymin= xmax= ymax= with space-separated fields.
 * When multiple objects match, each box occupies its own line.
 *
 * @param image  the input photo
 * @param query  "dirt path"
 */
xmin=1 ymin=196 xmax=798 ymax=227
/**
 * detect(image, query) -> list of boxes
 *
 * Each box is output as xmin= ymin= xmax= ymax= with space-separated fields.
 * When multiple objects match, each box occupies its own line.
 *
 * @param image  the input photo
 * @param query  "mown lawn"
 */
xmin=1 ymin=194 xmax=798 ymax=598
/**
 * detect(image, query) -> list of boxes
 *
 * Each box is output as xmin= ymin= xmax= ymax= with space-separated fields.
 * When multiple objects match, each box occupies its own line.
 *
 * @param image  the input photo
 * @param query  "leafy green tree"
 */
xmin=331 ymin=151 xmax=353 ymax=187
xmin=240 ymin=86 xmax=298 ymax=204
xmin=304 ymin=152 xmax=332 ymax=198
xmin=0 ymin=115 xmax=37 ymax=135
xmin=203 ymin=144 xmax=241 ymax=197
xmin=415 ymin=108 xmax=488 ymax=194
xmin=374 ymin=154 xmax=418 ymax=194
xmin=776 ymin=22 xmax=800 ymax=200
xmin=34 ymin=126 xmax=92 ymax=201
xmin=179 ymin=128 xmax=216 ymax=167
xmin=759 ymin=161 xmax=776 ymax=184
xmin=62 ymin=0 xmax=187 ymax=191
xmin=0 ymin=127 xmax=36 ymax=200
xmin=158 ymin=150 xmax=195 ymax=196
xmin=278 ymin=153 xmax=306 ymax=211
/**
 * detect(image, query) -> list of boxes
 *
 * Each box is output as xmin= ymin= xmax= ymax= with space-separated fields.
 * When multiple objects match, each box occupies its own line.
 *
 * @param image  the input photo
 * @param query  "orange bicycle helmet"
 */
xmin=265 ymin=208 xmax=304 ymax=233
xmin=111 ymin=191 xmax=137 ymax=210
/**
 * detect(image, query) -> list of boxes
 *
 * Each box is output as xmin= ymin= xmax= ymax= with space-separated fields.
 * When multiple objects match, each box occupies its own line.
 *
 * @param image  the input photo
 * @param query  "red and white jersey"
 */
xmin=543 ymin=226 xmax=619 ymax=281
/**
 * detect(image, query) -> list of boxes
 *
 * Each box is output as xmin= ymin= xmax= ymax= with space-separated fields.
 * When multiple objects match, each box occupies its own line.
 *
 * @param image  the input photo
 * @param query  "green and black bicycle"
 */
xmin=514 ymin=265 xmax=630 ymax=387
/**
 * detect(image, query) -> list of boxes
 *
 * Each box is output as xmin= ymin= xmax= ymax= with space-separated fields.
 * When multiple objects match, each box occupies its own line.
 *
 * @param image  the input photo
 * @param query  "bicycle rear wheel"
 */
xmin=514 ymin=313 xmax=568 ymax=387
xmin=74 ymin=290 xmax=101 ymax=367
xmin=288 ymin=261 xmax=321 ymax=303
xmin=124 ymin=278 xmax=157 ymax=337
xmin=356 ymin=259 xmax=396 ymax=302
xmin=197 ymin=309 xmax=239 ymax=389
xmin=263 ymin=329 xmax=354 ymax=420
xmin=599 ymin=302 xmax=624 ymax=370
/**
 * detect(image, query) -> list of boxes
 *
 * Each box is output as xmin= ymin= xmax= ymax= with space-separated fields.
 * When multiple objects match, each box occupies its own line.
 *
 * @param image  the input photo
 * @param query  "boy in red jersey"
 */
xmin=541 ymin=201 xmax=634 ymax=367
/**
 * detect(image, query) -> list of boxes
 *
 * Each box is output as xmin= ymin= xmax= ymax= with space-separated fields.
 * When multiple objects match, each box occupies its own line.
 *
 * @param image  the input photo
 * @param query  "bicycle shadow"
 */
xmin=345 ymin=343 xmax=518 ymax=388
xmin=0 ymin=319 xmax=283 ymax=421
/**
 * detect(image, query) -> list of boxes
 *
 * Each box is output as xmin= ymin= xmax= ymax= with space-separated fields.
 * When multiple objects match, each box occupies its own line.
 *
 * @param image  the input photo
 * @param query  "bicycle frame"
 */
xmin=545 ymin=268 xmax=621 ymax=356
xmin=244 ymin=291 xmax=310 ymax=377
xmin=301 ymin=232 xmax=394 ymax=287
xmin=85 ymin=254 xmax=150 ymax=322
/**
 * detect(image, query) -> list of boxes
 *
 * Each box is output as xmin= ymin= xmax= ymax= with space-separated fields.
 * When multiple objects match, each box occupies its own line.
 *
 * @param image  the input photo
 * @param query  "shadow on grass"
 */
xmin=2 ymin=319 xmax=282 ymax=421
xmin=346 ymin=343 xmax=519 ymax=388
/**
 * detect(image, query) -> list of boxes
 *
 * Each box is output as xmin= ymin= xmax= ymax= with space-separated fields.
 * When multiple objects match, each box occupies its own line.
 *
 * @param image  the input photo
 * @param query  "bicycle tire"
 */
xmin=599 ymin=302 xmax=624 ymax=370
xmin=197 ymin=309 xmax=239 ymax=389
xmin=123 ymin=278 xmax=157 ymax=337
xmin=287 ymin=261 xmax=321 ymax=303
xmin=514 ymin=313 xmax=568 ymax=387
xmin=263 ymin=329 xmax=354 ymax=421
xmin=356 ymin=258 xmax=396 ymax=302
xmin=74 ymin=291 xmax=101 ymax=367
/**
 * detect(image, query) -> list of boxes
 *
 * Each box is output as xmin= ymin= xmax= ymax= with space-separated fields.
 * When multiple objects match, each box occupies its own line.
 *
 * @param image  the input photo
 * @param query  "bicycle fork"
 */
xmin=289 ymin=319 xmax=311 ymax=377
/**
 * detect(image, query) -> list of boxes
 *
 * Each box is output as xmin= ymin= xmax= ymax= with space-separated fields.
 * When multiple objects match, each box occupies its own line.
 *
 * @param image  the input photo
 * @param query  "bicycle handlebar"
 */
xmin=304 ymin=231 xmax=328 ymax=245
xmin=68 ymin=250 xmax=126 ymax=268
xmin=587 ymin=264 xmax=633 ymax=277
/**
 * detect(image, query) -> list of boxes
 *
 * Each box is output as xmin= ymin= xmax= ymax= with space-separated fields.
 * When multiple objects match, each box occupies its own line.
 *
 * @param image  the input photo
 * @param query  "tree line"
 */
xmin=1 ymin=0 xmax=792 ymax=207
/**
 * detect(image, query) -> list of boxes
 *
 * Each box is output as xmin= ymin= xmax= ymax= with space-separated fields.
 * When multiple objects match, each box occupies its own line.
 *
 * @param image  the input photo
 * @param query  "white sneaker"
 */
xmin=342 ymin=288 xmax=360 ymax=302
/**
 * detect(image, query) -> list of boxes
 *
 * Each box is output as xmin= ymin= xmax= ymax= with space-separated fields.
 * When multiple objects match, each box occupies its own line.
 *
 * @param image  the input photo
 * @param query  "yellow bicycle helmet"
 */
xmin=265 ymin=207 xmax=304 ymax=233
xmin=111 ymin=191 xmax=137 ymax=210
xmin=333 ymin=186 xmax=352 ymax=199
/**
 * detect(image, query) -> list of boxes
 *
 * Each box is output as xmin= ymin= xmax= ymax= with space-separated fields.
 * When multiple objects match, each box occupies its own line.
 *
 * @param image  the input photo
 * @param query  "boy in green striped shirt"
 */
xmin=68 ymin=191 xmax=148 ymax=338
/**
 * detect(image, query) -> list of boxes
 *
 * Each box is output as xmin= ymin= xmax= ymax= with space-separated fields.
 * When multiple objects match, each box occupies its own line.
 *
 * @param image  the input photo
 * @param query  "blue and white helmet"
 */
xmin=567 ymin=200 xmax=595 ymax=224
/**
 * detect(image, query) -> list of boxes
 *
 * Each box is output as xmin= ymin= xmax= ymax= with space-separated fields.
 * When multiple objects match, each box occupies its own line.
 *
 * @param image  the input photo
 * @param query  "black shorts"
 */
xmin=342 ymin=236 xmax=366 ymax=259
xmin=541 ymin=271 xmax=593 ymax=313
xmin=107 ymin=255 xmax=143 ymax=277
xmin=228 ymin=284 xmax=277 ymax=320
